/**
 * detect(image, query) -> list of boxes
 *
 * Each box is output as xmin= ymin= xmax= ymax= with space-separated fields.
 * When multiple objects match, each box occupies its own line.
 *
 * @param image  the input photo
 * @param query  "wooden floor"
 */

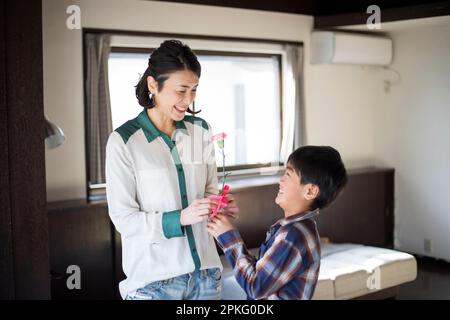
xmin=397 ymin=256 xmax=450 ymax=300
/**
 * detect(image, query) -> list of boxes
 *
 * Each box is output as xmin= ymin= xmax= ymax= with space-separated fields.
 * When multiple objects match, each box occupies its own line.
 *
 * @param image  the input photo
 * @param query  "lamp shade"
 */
xmin=45 ymin=117 xmax=65 ymax=149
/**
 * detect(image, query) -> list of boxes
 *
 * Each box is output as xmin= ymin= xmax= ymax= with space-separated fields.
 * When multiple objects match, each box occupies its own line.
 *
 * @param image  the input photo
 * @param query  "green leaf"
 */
xmin=216 ymin=140 xmax=224 ymax=149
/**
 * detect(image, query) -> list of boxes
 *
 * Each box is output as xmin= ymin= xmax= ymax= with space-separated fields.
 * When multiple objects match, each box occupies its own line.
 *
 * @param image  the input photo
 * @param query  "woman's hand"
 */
xmin=180 ymin=198 xmax=217 ymax=226
xmin=220 ymin=193 xmax=239 ymax=219
xmin=206 ymin=214 xmax=235 ymax=239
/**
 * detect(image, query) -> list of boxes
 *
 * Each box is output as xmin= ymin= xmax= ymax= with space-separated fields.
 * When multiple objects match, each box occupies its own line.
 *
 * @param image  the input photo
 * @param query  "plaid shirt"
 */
xmin=217 ymin=210 xmax=321 ymax=300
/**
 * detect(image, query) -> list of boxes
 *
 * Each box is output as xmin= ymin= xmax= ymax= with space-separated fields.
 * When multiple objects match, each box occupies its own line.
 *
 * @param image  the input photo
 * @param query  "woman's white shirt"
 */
xmin=106 ymin=110 xmax=222 ymax=299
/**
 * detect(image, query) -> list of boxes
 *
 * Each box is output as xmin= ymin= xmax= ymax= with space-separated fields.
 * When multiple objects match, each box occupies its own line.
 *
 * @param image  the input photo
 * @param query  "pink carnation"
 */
xmin=211 ymin=133 xmax=227 ymax=141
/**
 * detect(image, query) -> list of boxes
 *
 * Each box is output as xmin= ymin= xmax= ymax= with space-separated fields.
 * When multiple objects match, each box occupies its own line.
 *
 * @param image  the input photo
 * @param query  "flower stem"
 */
xmin=222 ymin=145 xmax=225 ymax=193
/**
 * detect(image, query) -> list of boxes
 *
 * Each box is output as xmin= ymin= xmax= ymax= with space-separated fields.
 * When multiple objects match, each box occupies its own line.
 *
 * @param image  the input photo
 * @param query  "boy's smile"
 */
xmin=275 ymin=164 xmax=301 ymax=207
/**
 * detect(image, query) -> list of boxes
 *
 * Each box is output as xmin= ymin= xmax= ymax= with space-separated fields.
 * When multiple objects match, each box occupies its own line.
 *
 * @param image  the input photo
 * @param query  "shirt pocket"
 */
xmin=136 ymin=166 xmax=177 ymax=211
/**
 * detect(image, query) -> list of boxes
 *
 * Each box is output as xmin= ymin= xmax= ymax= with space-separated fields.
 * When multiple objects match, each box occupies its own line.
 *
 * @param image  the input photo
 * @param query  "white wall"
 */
xmin=307 ymin=64 xmax=378 ymax=168
xmin=43 ymin=0 xmax=377 ymax=201
xmin=372 ymin=18 xmax=450 ymax=261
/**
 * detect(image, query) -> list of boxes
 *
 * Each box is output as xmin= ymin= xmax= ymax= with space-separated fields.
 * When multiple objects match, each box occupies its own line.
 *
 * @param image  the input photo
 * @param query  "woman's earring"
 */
xmin=148 ymin=92 xmax=155 ymax=107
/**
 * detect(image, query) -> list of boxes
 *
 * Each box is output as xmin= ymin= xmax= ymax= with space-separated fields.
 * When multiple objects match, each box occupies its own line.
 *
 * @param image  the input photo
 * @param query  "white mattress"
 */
xmin=220 ymin=243 xmax=417 ymax=300
xmin=313 ymin=243 xmax=417 ymax=300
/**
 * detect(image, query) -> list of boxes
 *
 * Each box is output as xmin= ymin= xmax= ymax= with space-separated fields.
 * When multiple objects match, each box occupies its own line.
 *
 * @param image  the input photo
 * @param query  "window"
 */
xmin=108 ymin=49 xmax=282 ymax=170
xmin=195 ymin=53 xmax=281 ymax=169
xmin=108 ymin=51 xmax=147 ymax=129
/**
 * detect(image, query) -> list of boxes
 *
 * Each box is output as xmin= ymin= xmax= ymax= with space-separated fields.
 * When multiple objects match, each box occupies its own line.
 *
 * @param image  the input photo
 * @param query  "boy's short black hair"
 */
xmin=287 ymin=146 xmax=347 ymax=210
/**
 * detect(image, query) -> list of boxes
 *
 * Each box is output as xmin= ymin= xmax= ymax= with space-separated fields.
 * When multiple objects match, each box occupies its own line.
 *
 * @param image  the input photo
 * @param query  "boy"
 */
xmin=207 ymin=146 xmax=347 ymax=300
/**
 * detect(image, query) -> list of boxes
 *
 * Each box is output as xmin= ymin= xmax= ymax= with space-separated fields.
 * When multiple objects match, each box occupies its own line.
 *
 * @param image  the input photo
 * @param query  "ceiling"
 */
xmin=340 ymin=14 xmax=450 ymax=32
xmin=152 ymin=0 xmax=448 ymax=16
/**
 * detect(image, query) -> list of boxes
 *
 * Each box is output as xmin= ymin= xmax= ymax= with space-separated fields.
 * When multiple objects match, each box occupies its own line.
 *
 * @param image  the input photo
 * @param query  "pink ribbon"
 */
xmin=209 ymin=185 xmax=230 ymax=218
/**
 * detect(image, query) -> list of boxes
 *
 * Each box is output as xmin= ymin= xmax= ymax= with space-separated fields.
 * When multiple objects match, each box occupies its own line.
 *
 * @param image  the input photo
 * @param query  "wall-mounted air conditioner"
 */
xmin=311 ymin=31 xmax=392 ymax=66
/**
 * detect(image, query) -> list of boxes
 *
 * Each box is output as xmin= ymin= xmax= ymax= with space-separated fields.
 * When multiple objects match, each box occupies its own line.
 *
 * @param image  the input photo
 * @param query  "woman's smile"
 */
xmin=174 ymin=105 xmax=187 ymax=115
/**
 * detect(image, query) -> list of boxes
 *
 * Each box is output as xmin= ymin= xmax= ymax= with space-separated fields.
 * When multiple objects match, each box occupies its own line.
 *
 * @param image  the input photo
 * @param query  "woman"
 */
xmin=106 ymin=40 xmax=238 ymax=300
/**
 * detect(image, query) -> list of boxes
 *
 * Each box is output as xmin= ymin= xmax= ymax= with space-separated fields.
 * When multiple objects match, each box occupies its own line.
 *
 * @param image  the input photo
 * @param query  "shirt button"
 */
xmin=182 ymin=195 xmax=187 ymax=199
xmin=177 ymin=167 xmax=182 ymax=172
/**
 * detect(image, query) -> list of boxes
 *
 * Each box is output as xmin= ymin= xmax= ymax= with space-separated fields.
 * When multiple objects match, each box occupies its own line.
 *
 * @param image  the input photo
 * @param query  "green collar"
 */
xmin=137 ymin=110 xmax=189 ymax=143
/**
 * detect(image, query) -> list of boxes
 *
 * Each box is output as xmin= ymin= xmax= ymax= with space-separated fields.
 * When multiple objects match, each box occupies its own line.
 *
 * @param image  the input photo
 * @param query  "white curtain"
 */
xmin=279 ymin=44 xmax=305 ymax=163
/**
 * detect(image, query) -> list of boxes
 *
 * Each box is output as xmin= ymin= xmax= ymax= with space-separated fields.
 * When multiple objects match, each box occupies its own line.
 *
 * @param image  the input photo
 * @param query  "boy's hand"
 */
xmin=206 ymin=214 xmax=235 ymax=239
xmin=220 ymin=193 xmax=239 ymax=219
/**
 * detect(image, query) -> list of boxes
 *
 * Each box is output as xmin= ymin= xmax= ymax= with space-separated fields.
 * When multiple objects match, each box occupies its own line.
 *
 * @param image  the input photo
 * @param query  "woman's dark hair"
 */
xmin=135 ymin=39 xmax=201 ymax=112
xmin=287 ymin=146 xmax=347 ymax=211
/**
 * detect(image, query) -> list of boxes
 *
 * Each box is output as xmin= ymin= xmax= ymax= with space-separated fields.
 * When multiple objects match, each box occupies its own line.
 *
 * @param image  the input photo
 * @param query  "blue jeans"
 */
xmin=125 ymin=268 xmax=222 ymax=300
